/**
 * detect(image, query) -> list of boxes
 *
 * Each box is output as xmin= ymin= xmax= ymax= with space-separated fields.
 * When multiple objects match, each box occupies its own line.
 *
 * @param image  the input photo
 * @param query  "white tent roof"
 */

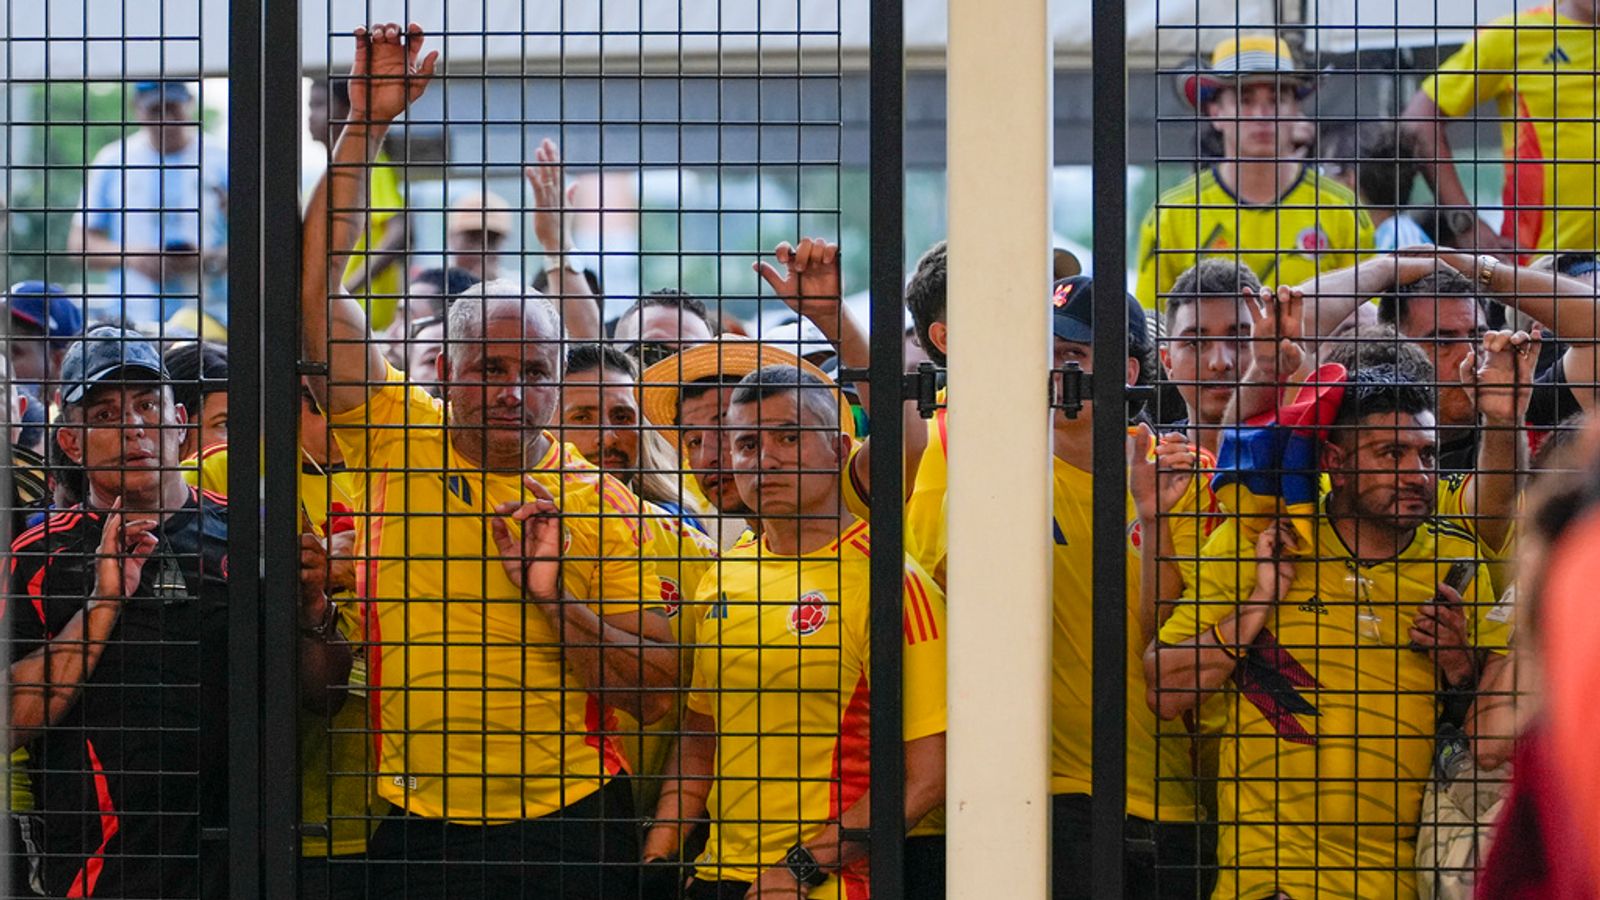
xmin=1 ymin=0 xmax=1522 ymax=80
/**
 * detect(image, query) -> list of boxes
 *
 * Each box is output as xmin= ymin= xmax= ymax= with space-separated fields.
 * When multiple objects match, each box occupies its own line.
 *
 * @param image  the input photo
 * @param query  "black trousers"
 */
xmin=1051 ymin=794 xmax=1217 ymax=900
xmin=365 ymin=777 xmax=640 ymax=900
xmin=669 ymin=834 xmax=944 ymax=900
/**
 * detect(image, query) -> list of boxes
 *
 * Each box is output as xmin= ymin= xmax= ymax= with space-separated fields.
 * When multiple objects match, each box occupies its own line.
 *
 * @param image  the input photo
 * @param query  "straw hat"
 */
xmin=1180 ymin=35 xmax=1317 ymax=108
xmin=638 ymin=336 xmax=857 ymax=439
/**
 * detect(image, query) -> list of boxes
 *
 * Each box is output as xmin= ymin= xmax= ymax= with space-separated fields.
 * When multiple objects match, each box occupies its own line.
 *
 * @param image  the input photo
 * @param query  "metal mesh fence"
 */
xmin=3 ymin=0 xmax=1592 ymax=898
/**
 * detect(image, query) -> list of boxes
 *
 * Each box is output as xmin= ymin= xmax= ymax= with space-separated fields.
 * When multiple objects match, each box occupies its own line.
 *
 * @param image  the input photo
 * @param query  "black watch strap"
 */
xmin=784 ymin=844 xmax=829 ymax=888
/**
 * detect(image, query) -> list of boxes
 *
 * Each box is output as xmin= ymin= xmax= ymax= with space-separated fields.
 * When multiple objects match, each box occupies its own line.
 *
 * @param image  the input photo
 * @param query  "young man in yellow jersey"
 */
xmin=642 ymin=366 xmax=948 ymax=900
xmin=1158 ymin=259 xmax=1261 ymax=458
xmin=1043 ymin=277 xmax=1214 ymax=900
xmin=1405 ymin=0 xmax=1600 ymax=257
xmin=1136 ymin=35 xmax=1373 ymax=310
xmin=1147 ymin=355 xmax=1534 ymax=899
xmin=301 ymin=24 xmax=675 ymax=898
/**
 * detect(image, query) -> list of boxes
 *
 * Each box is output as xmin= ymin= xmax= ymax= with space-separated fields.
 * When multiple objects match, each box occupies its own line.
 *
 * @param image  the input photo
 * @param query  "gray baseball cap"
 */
xmin=58 ymin=327 xmax=168 ymax=405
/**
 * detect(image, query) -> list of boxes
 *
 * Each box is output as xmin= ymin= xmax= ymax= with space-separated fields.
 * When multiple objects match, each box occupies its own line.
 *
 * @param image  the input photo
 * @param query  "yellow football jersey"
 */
xmin=183 ymin=440 xmax=382 ymax=855
xmin=344 ymin=155 xmax=406 ymax=329
xmin=903 ymin=403 xmax=949 ymax=588
xmin=842 ymin=439 xmax=872 ymax=523
xmin=1135 ymin=167 xmax=1375 ymax=309
xmin=686 ymin=520 xmax=947 ymax=898
xmin=1159 ymin=497 xmax=1508 ymax=900
xmin=615 ymin=501 xmax=720 ymax=809
xmin=330 ymin=365 xmax=663 ymax=823
xmin=1426 ymin=10 xmax=1600 ymax=254
xmin=1051 ymin=456 xmax=1201 ymax=823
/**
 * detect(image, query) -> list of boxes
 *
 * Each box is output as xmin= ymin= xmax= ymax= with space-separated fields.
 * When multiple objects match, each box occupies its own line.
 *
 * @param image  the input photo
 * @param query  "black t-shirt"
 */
xmin=7 ymin=490 xmax=230 ymax=899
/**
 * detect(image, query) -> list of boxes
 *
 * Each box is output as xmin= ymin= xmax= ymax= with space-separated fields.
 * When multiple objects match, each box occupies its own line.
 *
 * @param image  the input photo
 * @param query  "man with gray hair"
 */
xmin=300 ymin=24 xmax=672 ymax=898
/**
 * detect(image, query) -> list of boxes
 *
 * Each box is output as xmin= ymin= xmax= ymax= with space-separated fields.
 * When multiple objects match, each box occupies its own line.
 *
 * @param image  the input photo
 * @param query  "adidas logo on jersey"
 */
xmin=1547 ymin=47 xmax=1572 ymax=65
xmin=1298 ymin=595 xmax=1329 ymax=615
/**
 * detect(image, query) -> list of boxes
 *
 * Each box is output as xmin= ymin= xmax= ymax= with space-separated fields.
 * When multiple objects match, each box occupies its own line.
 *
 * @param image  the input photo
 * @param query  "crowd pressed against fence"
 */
xmin=8 ymin=6 xmax=1600 ymax=900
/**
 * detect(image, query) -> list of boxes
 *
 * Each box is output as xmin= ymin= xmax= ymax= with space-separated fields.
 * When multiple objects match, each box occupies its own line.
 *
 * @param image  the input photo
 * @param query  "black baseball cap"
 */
xmin=1050 ymin=276 xmax=1151 ymax=358
xmin=58 ymin=327 xmax=168 ymax=405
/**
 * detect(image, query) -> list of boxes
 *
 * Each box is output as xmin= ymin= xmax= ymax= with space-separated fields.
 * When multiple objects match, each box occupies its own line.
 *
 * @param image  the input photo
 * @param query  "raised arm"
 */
xmin=753 ymin=239 xmax=894 ymax=494
xmin=1225 ymin=285 xmax=1309 ymax=427
xmin=1400 ymin=91 xmax=1513 ymax=256
xmin=1297 ymin=251 xmax=1443 ymax=338
xmin=1462 ymin=329 xmax=1540 ymax=554
xmin=1429 ymin=249 xmax=1600 ymax=414
xmin=526 ymin=138 xmax=601 ymax=341
xmin=301 ymin=23 xmax=436 ymax=415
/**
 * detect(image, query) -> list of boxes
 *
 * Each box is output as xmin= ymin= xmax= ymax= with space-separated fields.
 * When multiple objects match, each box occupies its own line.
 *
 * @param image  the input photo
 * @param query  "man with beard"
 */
xmin=301 ymin=23 xmax=673 ymax=898
xmin=1146 ymin=349 xmax=1533 ymax=897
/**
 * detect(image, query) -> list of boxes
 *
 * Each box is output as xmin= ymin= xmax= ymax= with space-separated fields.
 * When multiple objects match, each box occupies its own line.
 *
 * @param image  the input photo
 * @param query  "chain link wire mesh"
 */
xmin=5 ymin=0 xmax=1592 ymax=897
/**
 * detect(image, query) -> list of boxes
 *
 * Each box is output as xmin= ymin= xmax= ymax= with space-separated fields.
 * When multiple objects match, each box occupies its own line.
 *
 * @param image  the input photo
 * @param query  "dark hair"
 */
xmin=1330 ymin=365 xmax=1436 ymax=440
xmin=1320 ymin=324 xmax=1434 ymax=383
xmin=1377 ymin=269 xmax=1482 ymax=327
xmin=532 ymin=266 xmax=603 ymax=297
xmin=1335 ymin=122 xmax=1423 ymax=208
xmin=904 ymin=241 xmax=948 ymax=367
xmin=47 ymin=416 xmax=85 ymax=507
xmin=677 ymin=374 xmax=743 ymax=423
xmin=565 ymin=342 xmax=639 ymax=380
xmin=162 ymin=342 xmax=228 ymax=420
xmin=615 ymin=289 xmax=715 ymax=336
xmin=410 ymin=267 xmax=480 ymax=298
xmin=728 ymin=365 xmax=839 ymax=429
xmin=1165 ymin=258 xmax=1259 ymax=330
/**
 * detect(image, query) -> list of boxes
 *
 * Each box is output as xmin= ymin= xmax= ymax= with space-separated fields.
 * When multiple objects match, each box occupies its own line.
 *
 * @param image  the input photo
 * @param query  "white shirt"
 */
xmin=1374 ymin=214 xmax=1431 ymax=252
xmin=80 ymin=129 xmax=228 ymax=306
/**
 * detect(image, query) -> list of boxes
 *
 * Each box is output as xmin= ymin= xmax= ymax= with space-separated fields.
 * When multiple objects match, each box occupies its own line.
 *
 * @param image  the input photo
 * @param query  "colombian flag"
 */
xmin=1210 ymin=363 xmax=1346 ymax=549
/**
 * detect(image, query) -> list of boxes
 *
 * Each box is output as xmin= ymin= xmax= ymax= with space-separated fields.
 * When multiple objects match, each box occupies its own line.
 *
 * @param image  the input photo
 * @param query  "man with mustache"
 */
xmin=5 ymin=327 xmax=350 ymax=898
xmin=301 ymin=23 xmax=674 ymax=898
xmin=1146 ymin=341 xmax=1534 ymax=897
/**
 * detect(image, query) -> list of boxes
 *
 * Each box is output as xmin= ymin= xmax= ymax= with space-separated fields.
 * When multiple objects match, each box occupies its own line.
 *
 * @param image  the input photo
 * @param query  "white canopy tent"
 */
xmin=0 ymin=0 xmax=1524 ymax=81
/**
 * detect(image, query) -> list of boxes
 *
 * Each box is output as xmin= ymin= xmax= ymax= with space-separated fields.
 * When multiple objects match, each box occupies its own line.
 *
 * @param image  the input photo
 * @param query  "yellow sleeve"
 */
xmin=899 ymin=563 xmax=949 ymax=742
xmin=1423 ymin=25 xmax=1513 ymax=118
xmin=1135 ymin=207 xmax=1162 ymax=310
xmin=684 ymin=567 xmax=722 ymax=716
xmin=326 ymin=363 xmax=441 ymax=470
xmin=1157 ymin=524 xmax=1250 ymax=644
xmin=580 ymin=475 xmax=667 ymax=617
xmin=841 ymin=441 xmax=873 ymax=523
xmin=902 ymin=414 xmax=948 ymax=589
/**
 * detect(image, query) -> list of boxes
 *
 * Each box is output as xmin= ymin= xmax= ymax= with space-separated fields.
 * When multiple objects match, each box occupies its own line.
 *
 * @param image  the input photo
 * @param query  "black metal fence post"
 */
xmin=868 ymin=0 xmax=908 ymax=895
xmin=260 ymin=0 xmax=305 ymax=894
xmin=226 ymin=0 xmax=265 ymax=893
xmin=1090 ymin=0 xmax=1131 ymax=894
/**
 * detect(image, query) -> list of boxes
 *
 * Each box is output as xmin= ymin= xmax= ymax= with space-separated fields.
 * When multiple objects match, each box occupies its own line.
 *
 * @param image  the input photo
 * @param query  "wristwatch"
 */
xmin=300 ymin=598 xmax=340 ymax=640
xmin=784 ymin=844 xmax=830 ymax=888
xmin=1445 ymin=208 xmax=1478 ymax=240
xmin=1476 ymin=254 xmax=1500 ymax=288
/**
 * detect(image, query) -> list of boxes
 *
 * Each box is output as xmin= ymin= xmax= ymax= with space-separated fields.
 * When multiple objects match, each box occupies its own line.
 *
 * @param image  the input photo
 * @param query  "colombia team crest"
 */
xmin=788 ymin=591 xmax=830 ymax=636
xmin=659 ymin=577 xmax=683 ymax=617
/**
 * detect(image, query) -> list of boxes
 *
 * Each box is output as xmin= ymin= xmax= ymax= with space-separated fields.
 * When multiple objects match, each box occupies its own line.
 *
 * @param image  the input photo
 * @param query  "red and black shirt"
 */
xmin=5 ymin=490 xmax=230 ymax=899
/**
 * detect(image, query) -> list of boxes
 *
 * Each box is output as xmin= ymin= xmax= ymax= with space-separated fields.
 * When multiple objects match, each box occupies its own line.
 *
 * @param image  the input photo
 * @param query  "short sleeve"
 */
xmin=1135 ymin=208 xmax=1162 ymax=310
xmin=899 ymin=565 xmax=948 ymax=742
xmin=327 ymin=363 xmax=442 ymax=470
xmin=1158 ymin=523 xmax=1250 ymax=645
xmin=686 ymin=634 xmax=716 ymax=717
xmin=585 ymin=476 xmax=666 ymax=618
xmin=1424 ymin=26 xmax=1513 ymax=118
xmin=82 ymin=161 xmax=117 ymax=235
xmin=6 ymin=530 xmax=89 ymax=660
xmin=1465 ymin=562 xmax=1511 ymax=652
